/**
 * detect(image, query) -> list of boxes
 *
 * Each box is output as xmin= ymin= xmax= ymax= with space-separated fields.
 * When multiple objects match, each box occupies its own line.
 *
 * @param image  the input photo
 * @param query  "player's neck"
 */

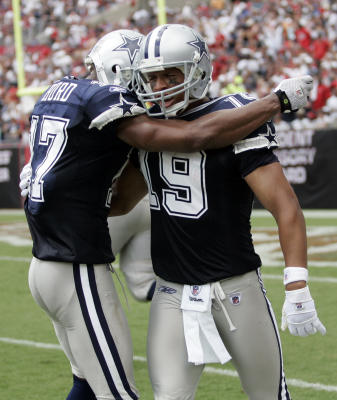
xmin=184 ymin=97 xmax=209 ymax=113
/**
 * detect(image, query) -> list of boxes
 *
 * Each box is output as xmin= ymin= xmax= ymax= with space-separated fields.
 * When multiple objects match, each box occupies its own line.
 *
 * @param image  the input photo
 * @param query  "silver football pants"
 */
xmin=147 ymin=269 xmax=291 ymax=400
xmin=28 ymin=257 xmax=139 ymax=400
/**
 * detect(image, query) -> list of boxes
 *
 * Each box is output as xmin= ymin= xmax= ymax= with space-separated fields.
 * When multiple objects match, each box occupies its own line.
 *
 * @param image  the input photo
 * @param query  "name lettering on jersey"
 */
xmin=41 ymin=82 xmax=77 ymax=102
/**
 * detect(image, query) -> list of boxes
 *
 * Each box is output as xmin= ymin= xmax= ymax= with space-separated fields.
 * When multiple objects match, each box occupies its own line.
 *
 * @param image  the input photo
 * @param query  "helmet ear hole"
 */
xmin=111 ymin=64 xmax=119 ymax=73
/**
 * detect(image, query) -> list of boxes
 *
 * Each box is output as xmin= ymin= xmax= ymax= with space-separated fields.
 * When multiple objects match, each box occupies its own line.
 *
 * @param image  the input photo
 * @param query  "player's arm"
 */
xmin=245 ymin=161 xmax=307 ymax=276
xmin=118 ymin=94 xmax=281 ymax=152
xmin=118 ymin=76 xmax=313 ymax=152
xmin=245 ymin=162 xmax=326 ymax=336
xmin=108 ymin=161 xmax=148 ymax=216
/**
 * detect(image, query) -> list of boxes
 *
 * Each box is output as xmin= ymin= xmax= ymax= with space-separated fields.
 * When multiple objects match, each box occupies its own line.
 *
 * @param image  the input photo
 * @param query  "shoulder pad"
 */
xmin=88 ymin=89 xmax=145 ymax=130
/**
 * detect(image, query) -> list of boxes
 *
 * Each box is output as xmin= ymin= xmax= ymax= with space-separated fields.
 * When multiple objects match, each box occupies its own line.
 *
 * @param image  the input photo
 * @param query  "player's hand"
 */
xmin=274 ymin=75 xmax=313 ymax=113
xmin=281 ymin=286 xmax=326 ymax=336
xmin=19 ymin=163 xmax=32 ymax=197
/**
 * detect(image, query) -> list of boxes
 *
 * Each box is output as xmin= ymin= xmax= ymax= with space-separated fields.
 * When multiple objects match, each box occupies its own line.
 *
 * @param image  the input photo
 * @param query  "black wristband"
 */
xmin=275 ymin=89 xmax=293 ymax=113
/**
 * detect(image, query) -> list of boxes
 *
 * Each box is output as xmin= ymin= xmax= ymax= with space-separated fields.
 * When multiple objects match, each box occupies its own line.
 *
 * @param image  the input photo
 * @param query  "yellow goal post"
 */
xmin=13 ymin=0 xmax=167 ymax=98
xmin=12 ymin=0 xmax=48 ymax=97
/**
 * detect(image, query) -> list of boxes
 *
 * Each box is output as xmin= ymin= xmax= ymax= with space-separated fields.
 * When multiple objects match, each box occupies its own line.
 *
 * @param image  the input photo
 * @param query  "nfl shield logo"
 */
xmin=191 ymin=285 xmax=201 ymax=296
xmin=230 ymin=292 xmax=241 ymax=305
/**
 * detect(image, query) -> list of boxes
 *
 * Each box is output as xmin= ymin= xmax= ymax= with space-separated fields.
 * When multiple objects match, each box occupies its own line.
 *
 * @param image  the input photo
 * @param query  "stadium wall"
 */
xmin=275 ymin=128 xmax=337 ymax=209
xmin=0 ymin=143 xmax=25 ymax=208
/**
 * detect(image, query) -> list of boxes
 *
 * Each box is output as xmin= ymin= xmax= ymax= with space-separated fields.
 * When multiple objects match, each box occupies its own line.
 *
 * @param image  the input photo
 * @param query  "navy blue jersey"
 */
xmin=139 ymin=93 xmax=279 ymax=284
xmin=25 ymin=76 xmax=144 ymax=263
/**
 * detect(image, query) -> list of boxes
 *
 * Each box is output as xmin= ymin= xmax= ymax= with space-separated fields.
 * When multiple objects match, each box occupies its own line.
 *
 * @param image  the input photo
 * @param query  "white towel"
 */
xmin=181 ymin=284 xmax=232 ymax=365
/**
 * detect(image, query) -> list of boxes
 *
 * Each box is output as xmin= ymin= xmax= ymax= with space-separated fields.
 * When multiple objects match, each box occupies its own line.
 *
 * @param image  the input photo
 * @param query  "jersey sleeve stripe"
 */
xmin=89 ymin=105 xmax=145 ymax=130
xmin=234 ymin=136 xmax=279 ymax=154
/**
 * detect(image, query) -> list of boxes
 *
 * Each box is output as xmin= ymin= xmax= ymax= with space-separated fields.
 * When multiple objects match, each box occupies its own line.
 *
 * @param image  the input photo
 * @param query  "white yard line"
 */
xmin=0 ymin=256 xmax=31 ymax=262
xmin=0 ymin=337 xmax=336 ymax=393
xmin=0 ymin=337 xmax=61 ymax=349
xmin=262 ymin=274 xmax=337 ymax=284
xmin=0 ymin=236 xmax=32 ymax=246
xmin=0 ymin=209 xmax=25 ymax=215
xmin=261 ymin=261 xmax=337 ymax=268
xmin=204 ymin=367 xmax=337 ymax=393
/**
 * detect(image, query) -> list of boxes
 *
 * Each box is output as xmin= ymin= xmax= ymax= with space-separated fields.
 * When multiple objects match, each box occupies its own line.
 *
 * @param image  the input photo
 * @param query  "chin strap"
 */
xmin=114 ymin=65 xmax=121 ymax=86
xmin=165 ymin=101 xmax=187 ymax=118
xmin=165 ymin=97 xmax=202 ymax=118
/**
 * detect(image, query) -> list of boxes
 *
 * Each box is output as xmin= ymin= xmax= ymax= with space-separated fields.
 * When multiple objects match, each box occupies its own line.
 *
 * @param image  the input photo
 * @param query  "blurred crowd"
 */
xmin=1 ymin=0 xmax=337 ymax=142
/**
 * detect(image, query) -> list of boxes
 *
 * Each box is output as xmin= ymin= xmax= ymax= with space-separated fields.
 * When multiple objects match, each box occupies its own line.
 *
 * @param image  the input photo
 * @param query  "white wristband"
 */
xmin=284 ymin=267 xmax=308 ymax=286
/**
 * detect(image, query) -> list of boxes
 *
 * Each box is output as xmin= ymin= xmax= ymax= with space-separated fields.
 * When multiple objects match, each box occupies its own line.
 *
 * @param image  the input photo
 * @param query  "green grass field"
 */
xmin=0 ymin=210 xmax=336 ymax=399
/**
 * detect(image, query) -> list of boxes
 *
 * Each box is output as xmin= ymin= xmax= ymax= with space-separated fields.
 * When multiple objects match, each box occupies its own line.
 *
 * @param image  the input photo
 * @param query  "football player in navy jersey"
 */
xmin=20 ymin=27 xmax=312 ymax=400
xmin=108 ymin=24 xmax=326 ymax=400
xmin=85 ymin=29 xmax=156 ymax=302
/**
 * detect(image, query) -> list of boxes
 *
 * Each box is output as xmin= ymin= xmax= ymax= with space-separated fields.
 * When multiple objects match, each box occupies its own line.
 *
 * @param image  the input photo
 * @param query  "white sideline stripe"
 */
xmin=252 ymin=209 xmax=337 ymax=218
xmin=263 ymin=261 xmax=337 ymax=268
xmin=204 ymin=366 xmax=238 ymax=377
xmin=286 ymin=378 xmax=337 ymax=392
xmin=1 ymin=337 xmax=337 ymax=393
xmin=262 ymin=274 xmax=337 ymax=284
xmin=0 ymin=235 xmax=32 ymax=246
xmin=204 ymin=367 xmax=337 ymax=393
xmin=0 ymin=256 xmax=31 ymax=262
xmin=0 ymin=209 xmax=25 ymax=215
xmin=0 ymin=337 xmax=62 ymax=350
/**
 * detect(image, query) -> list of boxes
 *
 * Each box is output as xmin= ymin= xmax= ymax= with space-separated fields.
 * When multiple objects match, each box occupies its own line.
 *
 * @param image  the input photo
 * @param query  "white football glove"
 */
xmin=281 ymin=286 xmax=326 ymax=337
xmin=19 ymin=163 xmax=32 ymax=197
xmin=274 ymin=75 xmax=313 ymax=113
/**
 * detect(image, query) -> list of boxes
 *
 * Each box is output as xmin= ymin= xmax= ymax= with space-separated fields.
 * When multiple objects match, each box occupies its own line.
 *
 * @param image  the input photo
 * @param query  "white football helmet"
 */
xmin=134 ymin=24 xmax=212 ymax=117
xmin=85 ymin=29 xmax=144 ymax=88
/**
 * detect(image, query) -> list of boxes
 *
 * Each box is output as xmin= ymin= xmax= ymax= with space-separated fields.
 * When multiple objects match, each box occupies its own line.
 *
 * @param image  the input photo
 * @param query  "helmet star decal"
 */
xmin=188 ymin=35 xmax=209 ymax=60
xmin=114 ymin=34 xmax=142 ymax=64
xmin=110 ymin=93 xmax=139 ymax=116
xmin=260 ymin=124 xmax=278 ymax=148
